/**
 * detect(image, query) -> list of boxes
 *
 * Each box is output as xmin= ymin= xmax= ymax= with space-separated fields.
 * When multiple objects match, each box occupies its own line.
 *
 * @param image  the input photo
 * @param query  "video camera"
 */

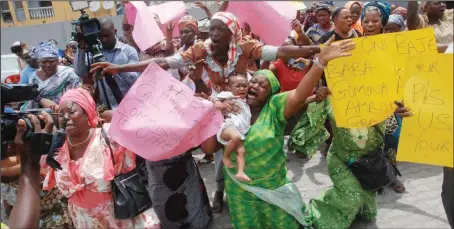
xmin=1 ymin=84 xmax=67 ymax=171
xmin=0 ymin=84 xmax=50 ymax=159
xmin=71 ymin=13 xmax=101 ymax=49
xmin=70 ymin=8 xmax=104 ymax=62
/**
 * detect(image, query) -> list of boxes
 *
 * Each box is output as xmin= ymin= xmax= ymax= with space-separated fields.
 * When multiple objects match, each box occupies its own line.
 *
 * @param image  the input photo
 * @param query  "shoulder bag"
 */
xmin=347 ymin=125 xmax=401 ymax=194
xmin=101 ymin=128 xmax=152 ymax=219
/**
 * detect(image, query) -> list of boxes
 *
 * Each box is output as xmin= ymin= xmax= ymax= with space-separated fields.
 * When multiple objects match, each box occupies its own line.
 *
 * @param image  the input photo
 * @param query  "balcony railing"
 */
xmin=28 ymin=6 xmax=54 ymax=19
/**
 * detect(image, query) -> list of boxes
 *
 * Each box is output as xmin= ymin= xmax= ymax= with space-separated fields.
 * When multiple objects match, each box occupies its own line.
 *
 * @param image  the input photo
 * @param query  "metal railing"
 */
xmin=28 ymin=6 xmax=54 ymax=19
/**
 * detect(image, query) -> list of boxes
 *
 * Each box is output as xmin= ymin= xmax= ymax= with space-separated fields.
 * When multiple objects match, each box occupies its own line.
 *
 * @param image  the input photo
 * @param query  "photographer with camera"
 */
xmin=4 ymin=112 xmax=53 ymax=228
xmin=1 ymin=84 xmax=75 ymax=228
xmin=74 ymin=18 xmax=140 ymax=118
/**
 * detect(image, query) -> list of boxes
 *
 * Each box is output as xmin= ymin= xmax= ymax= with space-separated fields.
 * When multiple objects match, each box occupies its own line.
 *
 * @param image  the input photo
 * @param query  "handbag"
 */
xmin=101 ymin=128 xmax=152 ymax=219
xmin=347 ymin=125 xmax=401 ymax=193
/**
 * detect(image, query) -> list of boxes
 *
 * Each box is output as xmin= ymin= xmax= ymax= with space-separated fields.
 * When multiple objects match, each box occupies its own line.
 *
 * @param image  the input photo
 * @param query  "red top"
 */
xmin=272 ymin=59 xmax=312 ymax=93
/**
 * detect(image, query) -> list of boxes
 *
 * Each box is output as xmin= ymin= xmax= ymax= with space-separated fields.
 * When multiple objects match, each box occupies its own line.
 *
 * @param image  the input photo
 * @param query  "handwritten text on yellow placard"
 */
xmin=325 ymin=28 xmax=437 ymax=128
xmin=397 ymin=54 xmax=453 ymax=168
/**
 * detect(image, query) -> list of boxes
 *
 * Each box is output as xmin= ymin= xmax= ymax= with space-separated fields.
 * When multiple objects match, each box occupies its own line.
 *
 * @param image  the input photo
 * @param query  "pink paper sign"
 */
xmin=131 ymin=3 xmax=165 ymax=52
xmin=109 ymin=62 xmax=223 ymax=161
xmin=125 ymin=1 xmax=186 ymax=50
xmin=228 ymin=1 xmax=294 ymax=46
xmin=124 ymin=2 xmax=139 ymax=25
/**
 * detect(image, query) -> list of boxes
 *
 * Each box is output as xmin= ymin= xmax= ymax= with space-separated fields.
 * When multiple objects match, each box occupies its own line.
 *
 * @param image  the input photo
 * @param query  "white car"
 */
xmin=1 ymin=54 xmax=20 ymax=83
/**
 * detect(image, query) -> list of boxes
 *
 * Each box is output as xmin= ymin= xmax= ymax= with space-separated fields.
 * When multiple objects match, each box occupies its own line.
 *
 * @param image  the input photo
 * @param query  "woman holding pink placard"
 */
xmin=42 ymin=87 xmax=160 ymax=228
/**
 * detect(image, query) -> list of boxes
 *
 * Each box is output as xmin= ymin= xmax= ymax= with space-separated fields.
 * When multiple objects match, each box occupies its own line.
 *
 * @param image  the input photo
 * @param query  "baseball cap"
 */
xmin=198 ymin=18 xmax=210 ymax=33
xmin=11 ymin=41 xmax=23 ymax=53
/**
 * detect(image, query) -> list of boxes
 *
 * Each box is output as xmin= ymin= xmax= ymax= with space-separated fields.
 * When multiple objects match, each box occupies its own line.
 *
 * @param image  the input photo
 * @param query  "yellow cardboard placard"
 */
xmin=397 ymin=54 xmax=453 ymax=168
xmin=325 ymin=28 xmax=437 ymax=128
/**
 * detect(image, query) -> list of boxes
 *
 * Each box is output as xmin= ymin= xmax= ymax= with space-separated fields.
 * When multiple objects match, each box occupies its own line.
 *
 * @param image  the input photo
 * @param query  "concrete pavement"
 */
xmin=195 ymin=145 xmax=450 ymax=229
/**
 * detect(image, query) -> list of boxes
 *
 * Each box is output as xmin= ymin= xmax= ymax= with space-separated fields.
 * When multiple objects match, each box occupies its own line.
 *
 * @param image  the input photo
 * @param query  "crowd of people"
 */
xmin=2 ymin=1 xmax=453 ymax=229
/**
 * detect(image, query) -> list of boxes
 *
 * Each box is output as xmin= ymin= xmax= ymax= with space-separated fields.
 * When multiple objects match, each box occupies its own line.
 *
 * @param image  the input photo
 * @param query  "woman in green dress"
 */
xmin=303 ymin=2 xmax=412 ymax=229
xmin=208 ymin=37 xmax=356 ymax=228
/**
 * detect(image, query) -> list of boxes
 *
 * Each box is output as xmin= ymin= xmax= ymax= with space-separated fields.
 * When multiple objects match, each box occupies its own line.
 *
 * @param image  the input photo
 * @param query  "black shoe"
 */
xmin=211 ymin=190 xmax=224 ymax=214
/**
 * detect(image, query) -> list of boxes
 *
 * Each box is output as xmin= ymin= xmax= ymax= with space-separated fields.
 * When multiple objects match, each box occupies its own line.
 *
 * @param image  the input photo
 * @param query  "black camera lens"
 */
xmin=10 ymin=45 xmax=22 ymax=54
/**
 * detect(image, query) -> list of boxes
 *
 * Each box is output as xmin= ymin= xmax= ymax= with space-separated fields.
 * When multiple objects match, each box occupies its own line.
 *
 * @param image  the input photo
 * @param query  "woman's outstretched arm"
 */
xmin=90 ymin=58 xmax=171 ymax=76
xmin=283 ymin=36 xmax=355 ymax=119
xmin=276 ymin=45 xmax=321 ymax=59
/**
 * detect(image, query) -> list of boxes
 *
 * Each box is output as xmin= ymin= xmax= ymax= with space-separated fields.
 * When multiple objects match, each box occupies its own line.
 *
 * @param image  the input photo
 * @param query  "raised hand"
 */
xmin=291 ymin=19 xmax=303 ymax=34
xmin=166 ymin=21 xmax=176 ymax=39
xmin=394 ymin=101 xmax=413 ymax=117
xmin=195 ymin=1 xmax=208 ymax=9
xmin=315 ymin=86 xmax=330 ymax=102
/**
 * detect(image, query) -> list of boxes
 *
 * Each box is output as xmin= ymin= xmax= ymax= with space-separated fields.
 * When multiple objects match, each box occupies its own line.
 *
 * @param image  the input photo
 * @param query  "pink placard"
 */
xmin=125 ymin=1 xmax=144 ymax=25
xmin=228 ymin=1 xmax=294 ymax=46
xmin=131 ymin=4 xmax=165 ymax=52
xmin=125 ymin=1 xmax=186 ymax=50
xmin=109 ymin=62 xmax=223 ymax=161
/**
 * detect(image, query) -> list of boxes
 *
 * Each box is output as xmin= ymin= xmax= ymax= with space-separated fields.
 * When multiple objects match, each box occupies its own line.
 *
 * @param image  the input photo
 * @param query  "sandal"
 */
xmin=391 ymin=179 xmax=406 ymax=193
xmin=197 ymin=154 xmax=214 ymax=165
xmin=211 ymin=191 xmax=224 ymax=214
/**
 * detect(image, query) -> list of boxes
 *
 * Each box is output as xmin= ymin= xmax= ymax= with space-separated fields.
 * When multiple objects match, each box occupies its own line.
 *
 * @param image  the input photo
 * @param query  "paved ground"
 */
xmin=194 ymin=139 xmax=450 ymax=229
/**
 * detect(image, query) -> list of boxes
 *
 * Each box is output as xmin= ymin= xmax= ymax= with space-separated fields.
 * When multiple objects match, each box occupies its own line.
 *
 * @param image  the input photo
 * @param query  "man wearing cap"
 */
xmin=198 ymin=18 xmax=210 ymax=41
xmin=19 ymin=48 xmax=38 ymax=84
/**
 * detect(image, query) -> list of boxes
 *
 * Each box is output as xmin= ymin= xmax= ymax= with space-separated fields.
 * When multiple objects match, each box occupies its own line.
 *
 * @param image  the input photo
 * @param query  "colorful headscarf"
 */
xmin=212 ymin=12 xmax=242 ymax=43
xmin=178 ymin=15 xmax=198 ymax=32
xmin=35 ymin=41 xmax=59 ymax=60
xmin=208 ymin=12 xmax=242 ymax=77
xmin=388 ymin=14 xmax=406 ymax=31
xmin=59 ymin=88 xmax=98 ymax=128
xmin=361 ymin=1 xmax=392 ymax=25
xmin=315 ymin=3 xmax=333 ymax=14
xmin=254 ymin=70 xmax=281 ymax=95
xmin=345 ymin=1 xmax=364 ymax=10
xmin=28 ymin=47 xmax=37 ymax=59
xmin=319 ymin=1 xmax=334 ymax=7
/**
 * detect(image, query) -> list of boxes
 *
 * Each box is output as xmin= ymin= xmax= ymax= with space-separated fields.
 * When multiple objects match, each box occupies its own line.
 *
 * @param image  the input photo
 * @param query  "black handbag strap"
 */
xmin=100 ymin=128 xmax=146 ymax=179
xmin=101 ymin=127 xmax=116 ymax=166
xmin=103 ymin=49 xmax=124 ymax=106
xmin=373 ymin=124 xmax=402 ymax=177
xmin=104 ymin=76 xmax=124 ymax=105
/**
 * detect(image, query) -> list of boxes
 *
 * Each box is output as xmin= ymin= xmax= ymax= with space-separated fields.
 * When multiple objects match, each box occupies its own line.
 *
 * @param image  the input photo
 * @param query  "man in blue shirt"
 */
xmin=74 ymin=18 xmax=140 ymax=111
xmin=19 ymin=49 xmax=39 ymax=84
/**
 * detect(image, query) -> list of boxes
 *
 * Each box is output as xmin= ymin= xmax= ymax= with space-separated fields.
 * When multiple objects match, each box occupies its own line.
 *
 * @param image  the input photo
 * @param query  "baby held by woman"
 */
xmin=216 ymin=73 xmax=251 ymax=182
